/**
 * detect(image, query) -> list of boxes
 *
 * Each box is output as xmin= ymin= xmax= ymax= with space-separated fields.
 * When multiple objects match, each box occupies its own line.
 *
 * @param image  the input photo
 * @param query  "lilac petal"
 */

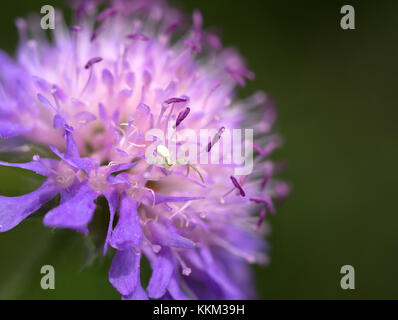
xmin=37 ymin=93 xmax=57 ymax=111
xmin=108 ymin=162 xmax=137 ymax=173
xmin=43 ymin=182 xmax=98 ymax=233
xmin=107 ymin=172 xmax=131 ymax=186
xmin=147 ymin=247 xmax=174 ymax=299
xmin=109 ymin=248 xmax=141 ymax=296
xmin=110 ymin=193 xmax=142 ymax=250
xmin=155 ymin=193 xmax=204 ymax=205
xmin=0 ymin=121 xmax=31 ymax=139
xmin=168 ymin=273 xmax=189 ymax=300
xmin=102 ymin=69 xmax=114 ymax=90
xmin=145 ymin=221 xmax=195 ymax=249
xmin=98 ymin=103 xmax=108 ymax=122
xmin=50 ymin=144 xmax=94 ymax=173
xmin=122 ymin=280 xmax=148 ymax=300
xmin=59 ymin=180 xmax=80 ymax=204
xmin=103 ymin=190 xmax=119 ymax=256
xmin=53 ymin=114 xmax=66 ymax=130
xmin=0 ymin=180 xmax=58 ymax=232
xmin=74 ymin=111 xmax=97 ymax=124
xmin=65 ymin=131 xmax=80 ymax=158
xmin=0 ymin=159 xmax=58 ymax=177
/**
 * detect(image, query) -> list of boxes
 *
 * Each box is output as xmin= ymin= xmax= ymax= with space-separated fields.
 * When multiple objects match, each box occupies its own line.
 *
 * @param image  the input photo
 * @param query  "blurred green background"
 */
xmin=0 ymin=0 xmax=397 ymax=299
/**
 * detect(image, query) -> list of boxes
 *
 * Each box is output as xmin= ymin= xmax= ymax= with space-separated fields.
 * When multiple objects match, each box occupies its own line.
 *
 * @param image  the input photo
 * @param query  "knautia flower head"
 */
xmin=0 ymin=0 xmax=289 ymax=299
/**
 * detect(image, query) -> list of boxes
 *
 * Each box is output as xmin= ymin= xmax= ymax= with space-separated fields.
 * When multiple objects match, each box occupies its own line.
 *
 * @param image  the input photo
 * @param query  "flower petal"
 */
xmin=103 ymin=189 xmax=119 ymax=255
xmin=109 ymin=248 xmax=141 ymax=296
xmin=0 ymin=180 xmax=58 ymax=232
xmin=155 ymin=193 xmax=204 ymax=205
xmin=147 ymin=247 xmax=174 ymax=299
xmin=167 ymin=273 xmax=190 ymax=300
xmin=0 ymin=121 xmax=31 ymax=139
xmin=110 ymin=193 xmax=142 ymax=250
xmin=145 ymin=221 xmax=195 ymax=249
xmin=122 ymin=280 xmax=148 ymax=300
xmin=43 ymin=182 xmax=98 ymax=233
xmin=0 ymin=158 xmax=58 ymax=177
xmin=108 ymin=162 xmax=137 ymax=173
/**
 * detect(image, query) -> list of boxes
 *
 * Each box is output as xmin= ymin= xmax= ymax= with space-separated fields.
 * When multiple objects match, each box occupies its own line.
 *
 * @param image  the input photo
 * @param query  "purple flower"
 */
xmin=0 ymin=0 xmax=289 ymax=299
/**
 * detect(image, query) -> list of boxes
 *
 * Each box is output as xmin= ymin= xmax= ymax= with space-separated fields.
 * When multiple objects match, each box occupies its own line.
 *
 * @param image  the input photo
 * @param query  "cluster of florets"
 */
xmin=0 ymin=0 xmax=289 ymax=299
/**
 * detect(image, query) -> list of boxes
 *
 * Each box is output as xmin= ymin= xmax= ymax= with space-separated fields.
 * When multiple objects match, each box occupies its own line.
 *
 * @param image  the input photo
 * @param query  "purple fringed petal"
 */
xmin=108 ymin=162 xmax=137 ymax=173
xmin=0 ymin=180 xmax=59 ymax=232
xmin=43 ymin=182 xmax=98 ymax=233
xmin=0 ymin=121 xmax=31 ymax=139
xmin=145 ymin=221 xmax=195 ymax=249
xmin=0 ymin=159 xmax=58 ymax=177
xmin=122 ymin=280 xmax=148 ymax=300
xmin=103 ymin=189 xmax=118 ymax=255
xmin=110 ymin=193 xmax=142 ymax=250
xmin=155 ymin=193 xmax=204 ymax=205
xmin=50 ymin=144 xmax=94 ymax=173
xmin=147 ymin=247 xmax=174 ymax=299
xmin=65 ymin=131 xmax=80 ymax=159
xmin=167 ymin=273 xmax=190 ymax=300
xmin=109 ymin=248 xmax=141 ymax=296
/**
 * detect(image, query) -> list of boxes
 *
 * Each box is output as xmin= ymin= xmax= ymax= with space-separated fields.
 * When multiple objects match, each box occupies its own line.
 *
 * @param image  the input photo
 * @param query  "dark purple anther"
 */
xmin=261 ymin=175 xmax=270 ymax=190
xmin=90 ymin=26 xmax=104 ymax=42
xmin=165 ymin=97 xmax=188 ymax=104
xmin=85 ymin=57 xmax=103 ymax=69
xmin=127 ymin=33 xmax=150 ymax=41
xmin=175 ymin=107 xmax=190 ymax=127
xmin=250 ymin=197 xmax=275 ymax=214
xmin=207 ymin=127 xmax=225 ymax=152
xmin=165 ymin=23 xmax=179 ymax=35
xmin=257 ymin=208 xmax=266 ymax=227
xmin=96 ymin=8 xmax=118 ymax=23
xmin=230 ymin=176 xmax=246 ymax=197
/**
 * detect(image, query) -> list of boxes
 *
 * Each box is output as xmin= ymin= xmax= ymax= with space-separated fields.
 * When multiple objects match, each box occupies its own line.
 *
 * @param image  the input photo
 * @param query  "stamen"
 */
xmin=165 ymin=23 xmax=179 ymax=35
xmin=81 ymin=57 xmax=102 ymax=96
xmin=207 ymin=127 xmax=225 ymax=152
xmin=84 ymin=57 xmax=103 ymax=69
xmin=212 ymin=236 xmax=256 ymax=263
xmin=253 ymin=143 xmax=265 ymax=156
xmin=90 ymin=26 xmax=104 ymax=42
xmin=174 ymin=251 xmax=192 ymax=276
xmin=261 ymin=175 xmax=270 ymax=190
xmin=175 ymin=107 xmax=190 ymax=128
xmin=257 ymin=208 xmax=266 ymax=228
xmin=126 ymin=33 xmax=150 ymax=41
xmin=157 ymin=102 xmax=168 ymax=126
xmin=170 ymin=200 xmax=193 ymax=219
xmin=230 ymin=176 xmax=246 ymax=197
xmin=96 ymin=8 xmax=118 ymax=23
xmin=165 ymin=97 xmax=188 ymax=104
xmin=250 ymin=197 xmax=275 ymax=214
xmin=203 ymin=81 xmax=221 ymax=108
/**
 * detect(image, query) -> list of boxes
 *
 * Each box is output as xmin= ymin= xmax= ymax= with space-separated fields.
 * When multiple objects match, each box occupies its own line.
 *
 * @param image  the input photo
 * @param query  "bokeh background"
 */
xmin=0 ymin=0 xmax=397 ymax=299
